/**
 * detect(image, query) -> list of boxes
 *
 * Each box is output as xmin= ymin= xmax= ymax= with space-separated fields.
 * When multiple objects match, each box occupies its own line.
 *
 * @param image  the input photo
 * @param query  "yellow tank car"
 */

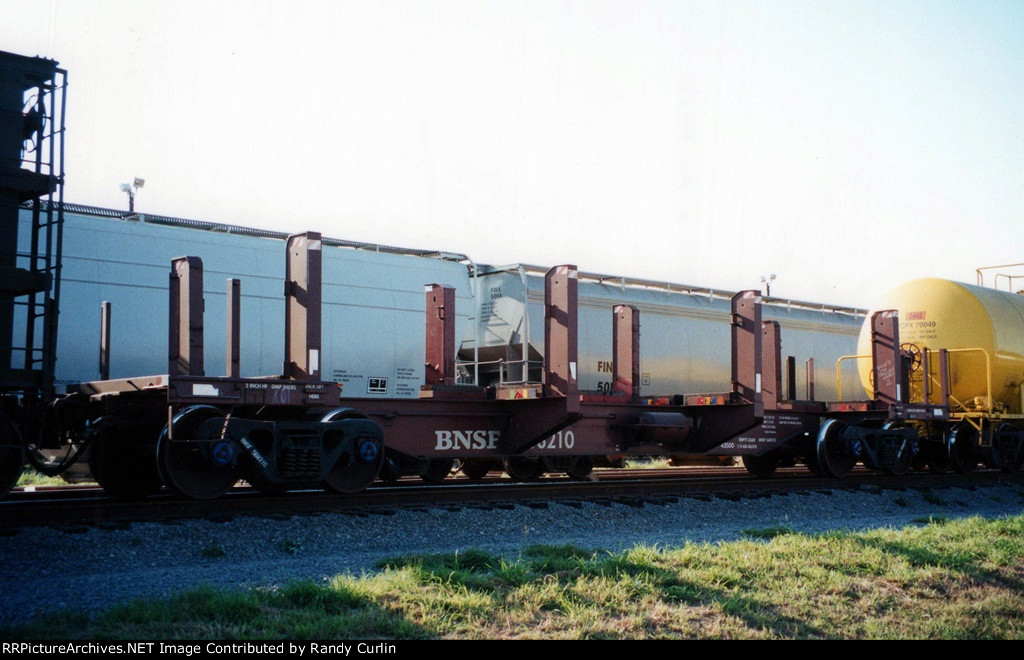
xmin=857 ymin=278 xmax=1024 ymax=414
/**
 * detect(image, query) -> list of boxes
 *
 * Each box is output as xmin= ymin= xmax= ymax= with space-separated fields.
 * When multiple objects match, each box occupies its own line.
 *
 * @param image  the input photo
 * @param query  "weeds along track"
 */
xmin=3 ymin=468 xmax=1022 ymax=530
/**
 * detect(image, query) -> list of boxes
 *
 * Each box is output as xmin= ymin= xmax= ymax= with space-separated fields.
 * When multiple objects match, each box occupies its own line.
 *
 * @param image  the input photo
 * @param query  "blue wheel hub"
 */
xmin=359 ymin=440 xmax=379 ymax=463
xmin=211 ymin=441 xmax=234 ymax=466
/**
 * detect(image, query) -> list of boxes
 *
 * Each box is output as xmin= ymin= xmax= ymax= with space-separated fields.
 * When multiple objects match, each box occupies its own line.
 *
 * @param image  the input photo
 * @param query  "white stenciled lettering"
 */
xmin=537 ymin=430 xmax=575 ymax=450
xmin=435 ymin=429 xmax=501 ymax=450
xmin=452 ymin=430 xmax=473 ymax=450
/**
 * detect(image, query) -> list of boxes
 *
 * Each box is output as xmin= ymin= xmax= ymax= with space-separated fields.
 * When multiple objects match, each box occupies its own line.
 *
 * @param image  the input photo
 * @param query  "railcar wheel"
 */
xmin=503 ymin=456 xmax=544 ymax=481
xmin=420 ymin=459 xmax=454 ymax=484
xmin=947 ymin=424 xmax=979 ymax=474
xmin=881 ymin=422 xmax=913 ymax=477
xmin=742 ymin=453 xmax=780 ymax=478
xmin=1000 ymin=423 xmax=1023 ymax=472
xmin=816 ymin=419 xmax=857 ymax=478
xmin=1015 ymin=426 xmax=1024 ymax=472
xmin=923 ymin=438 xmax=952 ymax=474
xmin=322 ymin=408 xmax=384 ymax=495
xmin=566 ymin=456 xmax=594 ymax=481
xmin=89 ymin=427 xmax=163 ymax=499
xmin=0 ymin=412 xmax=23 ymax=498
xmin=985 ymin=424 xmax=1023 ymax=472
xmin=460 ymin=459 xmax=491 ymax=480
xmin=887 ymin=450 xmax=912 ymax=476
xmin=158 ymin=406 xmax=237 ymax=500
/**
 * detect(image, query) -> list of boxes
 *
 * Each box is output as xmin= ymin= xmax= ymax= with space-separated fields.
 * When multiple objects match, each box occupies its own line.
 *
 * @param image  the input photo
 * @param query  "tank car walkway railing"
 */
xmin=835 ymin=354 xmax=872 ymax=401
xmin=836 ymin=346 xmax=1001 ymax=430
xmin=976 ymin=262 xmax=1024 ymax=291
xmin=937 ymin=348 xmax=996 ymax=430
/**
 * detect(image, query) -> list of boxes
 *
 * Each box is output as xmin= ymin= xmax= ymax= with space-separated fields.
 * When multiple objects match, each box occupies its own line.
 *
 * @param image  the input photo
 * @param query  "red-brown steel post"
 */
xmin=169 ymin=256 xmax=205 ymax=377
xmin=730 ymin=291 xmax=762 ymax=406
xmin=921 ymin=347 xmax=931 ymax=404
xmin=806 ymin=358 xmax=815 ymax=401
xmin=786 ymin=355 xmax=797 ymax=401
xmin=543 ymin=265 xmax=579 ymax=408
xmin=870 ymin=310 xmax=906 ymax=405
xmin=938 ymin=349 xmax=951 ymax=408
xmin=283 ymin=232 xmax=322 ymax=381
xmin=226 ymin=278 xmax=240 ymax=378
xmin=612 ymin=304 xmax=640 ymax=398
xmin=99 ymin=301 xmax=111 ymax=381
xmin=424 ymin=284 xmax=456 ymax=386
xmin=761 ymin=320 xmax=782 ymax=410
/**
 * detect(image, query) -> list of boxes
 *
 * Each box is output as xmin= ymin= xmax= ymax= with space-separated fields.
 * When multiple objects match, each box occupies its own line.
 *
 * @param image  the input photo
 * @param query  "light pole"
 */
xmin=120 ymin=177 xmax=144 ymax=212
xmin=760 ymin=273 xmax=776 ymax=297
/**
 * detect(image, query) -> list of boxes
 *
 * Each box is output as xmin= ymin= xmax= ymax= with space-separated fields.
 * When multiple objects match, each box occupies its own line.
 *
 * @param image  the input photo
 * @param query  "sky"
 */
xmin=4 ymin=0 xmax=1023 ymax=308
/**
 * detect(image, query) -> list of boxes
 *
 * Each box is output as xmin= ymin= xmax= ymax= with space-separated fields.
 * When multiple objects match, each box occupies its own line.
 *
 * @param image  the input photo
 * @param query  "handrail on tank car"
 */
xmin=994 ymin=273 xmax=1024 ymax=293
xmin=976 ymin=262 xmax=1024 ymax=289
xmin=836 ymin=347 xmax=994 ymax=415
xmin=939 ymin=348 xmax=994 ymax=418
xmin=834 ymin=354 xmax=871 ymax=400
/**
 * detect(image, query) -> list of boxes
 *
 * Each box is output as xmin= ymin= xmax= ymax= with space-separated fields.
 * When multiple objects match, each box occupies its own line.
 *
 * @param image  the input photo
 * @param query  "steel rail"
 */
xmin=3 ymin=469 xmax=1021 ymax=530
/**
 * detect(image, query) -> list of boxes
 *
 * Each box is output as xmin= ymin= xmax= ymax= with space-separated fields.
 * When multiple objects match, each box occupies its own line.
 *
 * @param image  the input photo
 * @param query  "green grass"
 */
xmin=5 ymin=515 xmax=1024 ymax=639
xmin=15 ymin=469 xmax=70 ymax=488
xmin=624 ymin=457 xmax=674 ymax=469
xmin=741 ymin=525 xmax=794 ymax=539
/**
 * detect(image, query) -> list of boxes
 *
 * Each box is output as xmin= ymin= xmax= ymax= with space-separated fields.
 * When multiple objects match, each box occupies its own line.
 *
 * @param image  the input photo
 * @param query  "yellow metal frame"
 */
xmin=930 ymin=347 xmax=992 ymax=428
xmin=835 ymin=346 xmax=994 ymax=421
xmin=835 ymin=345 xmax=1024 ymax=449
xmin=835 ymin=354 xmax=871 ymax=401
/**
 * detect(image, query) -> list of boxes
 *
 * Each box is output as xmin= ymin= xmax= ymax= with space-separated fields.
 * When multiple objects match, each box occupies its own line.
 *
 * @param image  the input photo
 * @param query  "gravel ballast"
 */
xmin=2 ymin=483 xmax=1023 ymax=623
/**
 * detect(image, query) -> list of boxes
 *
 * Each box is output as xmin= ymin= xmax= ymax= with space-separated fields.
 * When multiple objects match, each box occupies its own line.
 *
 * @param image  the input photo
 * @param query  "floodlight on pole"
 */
xmin=760 ymin=273 xmax=777 ymax=297
xmin=119 ymin=177 xmax=145 ymax=213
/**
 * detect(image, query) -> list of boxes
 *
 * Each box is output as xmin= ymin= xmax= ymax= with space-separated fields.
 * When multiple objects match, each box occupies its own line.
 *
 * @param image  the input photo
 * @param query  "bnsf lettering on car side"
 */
xmin=435 ymin=430 xmax=501 ymax=450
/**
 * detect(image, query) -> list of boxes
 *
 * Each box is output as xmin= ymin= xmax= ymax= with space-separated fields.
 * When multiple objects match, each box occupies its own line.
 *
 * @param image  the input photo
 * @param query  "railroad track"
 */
xmin=3 ymin=467 xmax=1022 ymax=530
